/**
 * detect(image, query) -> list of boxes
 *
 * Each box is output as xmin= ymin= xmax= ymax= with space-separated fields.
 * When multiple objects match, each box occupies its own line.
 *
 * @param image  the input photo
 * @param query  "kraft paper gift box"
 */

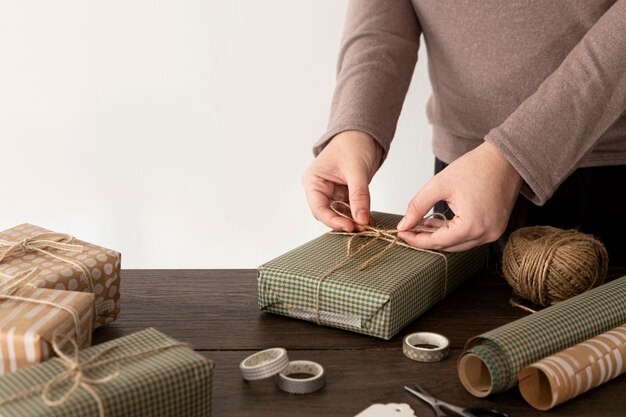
xmin=0 ymin=223 xmax=121 ymax=327
xmin=258 ymin=211 xmax=488 ymax=339
xmin=0 ymin=328 xmax=214 ymax=417
xmin=0 ymin=285 xmax=94 ymax=375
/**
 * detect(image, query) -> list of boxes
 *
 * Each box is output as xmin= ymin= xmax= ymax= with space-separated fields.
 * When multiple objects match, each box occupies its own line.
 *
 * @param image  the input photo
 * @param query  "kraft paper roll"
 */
xmin=518 ymin=324 xmax=626 ymax=410
xmin=458 ymin=276 xmax=626 ymax=397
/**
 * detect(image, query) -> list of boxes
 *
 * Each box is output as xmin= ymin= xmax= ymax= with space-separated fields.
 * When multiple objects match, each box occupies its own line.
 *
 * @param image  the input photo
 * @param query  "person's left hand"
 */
xmin=396 ymin=141 xmax=523 ymax=251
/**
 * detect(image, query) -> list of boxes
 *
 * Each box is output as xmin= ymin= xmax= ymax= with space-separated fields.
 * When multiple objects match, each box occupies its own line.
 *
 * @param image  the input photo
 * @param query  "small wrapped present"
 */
xmin=0 ymin=224 xmax=121 ymax=327
xmin=0 ymin=270 xmax=94 ymax=375
xmin=258 ymin=209 xmax=488 ymax=339
xmin=0 ymin=328 xmax=214 ymax=417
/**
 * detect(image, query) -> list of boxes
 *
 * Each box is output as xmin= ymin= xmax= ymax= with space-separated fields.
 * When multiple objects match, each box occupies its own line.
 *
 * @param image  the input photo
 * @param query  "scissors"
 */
xmin=404 ymin=384 xmax=510 ymax=417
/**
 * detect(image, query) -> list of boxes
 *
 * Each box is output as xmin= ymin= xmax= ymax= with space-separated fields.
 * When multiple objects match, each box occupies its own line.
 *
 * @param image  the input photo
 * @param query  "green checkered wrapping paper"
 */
xmin=460 ymin=276 xmax=626 ymax=395
xmin=258 ymin=212 xmax=488 ymax=339
xmin=0 ymin=328 xmax=214 ymax=417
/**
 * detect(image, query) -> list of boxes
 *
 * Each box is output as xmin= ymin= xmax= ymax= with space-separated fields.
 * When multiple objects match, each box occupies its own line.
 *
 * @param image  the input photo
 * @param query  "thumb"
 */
xmin=346 ymin=168 xmax=371 ymax=226
xmin=398 ymin=180 xmax=445 ymax=231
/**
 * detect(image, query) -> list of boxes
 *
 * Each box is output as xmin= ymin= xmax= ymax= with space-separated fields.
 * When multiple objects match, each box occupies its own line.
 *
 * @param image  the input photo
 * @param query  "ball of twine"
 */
xmin=502 ymin=226 xmax=608 ymax=307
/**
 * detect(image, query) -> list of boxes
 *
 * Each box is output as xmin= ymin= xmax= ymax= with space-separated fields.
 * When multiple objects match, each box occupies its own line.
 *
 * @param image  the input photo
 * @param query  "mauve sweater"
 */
xmin=313 ymin=0 xmax=626 ymax=205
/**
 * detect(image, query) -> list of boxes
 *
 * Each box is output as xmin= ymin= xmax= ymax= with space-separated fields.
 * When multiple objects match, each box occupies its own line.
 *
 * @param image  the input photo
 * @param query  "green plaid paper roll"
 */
xmin=458 ymin=276 xmax=626 ymax=397
xmin=0 ymin=328 xmax=213 ymax=417
xmin=258 ymin=211 xmax=488 ymax=339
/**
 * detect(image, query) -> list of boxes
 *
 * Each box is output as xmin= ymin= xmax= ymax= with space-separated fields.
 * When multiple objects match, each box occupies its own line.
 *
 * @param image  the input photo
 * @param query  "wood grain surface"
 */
xmin=93 ymin=268 xmax=626 ymax=416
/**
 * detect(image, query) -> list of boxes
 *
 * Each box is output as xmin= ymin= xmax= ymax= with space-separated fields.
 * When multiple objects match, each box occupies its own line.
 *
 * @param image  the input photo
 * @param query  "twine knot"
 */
xmin=0 ymin=232 xmax=80 ymax=261
xmin=0 ymin=231 xmax=94 ymax=293
xmin=314 ymin=201 xmax=450 ymax=325
xmin=42 ymin=337 xmax=121 ymax=417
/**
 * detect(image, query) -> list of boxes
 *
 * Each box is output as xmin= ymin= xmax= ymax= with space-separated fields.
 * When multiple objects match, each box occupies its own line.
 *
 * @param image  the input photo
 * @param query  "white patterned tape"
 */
xmin=275 ymin=360 xmax=326 ymax=394
xmin=403 ymin=332 xmax=450 ymax=362
xmin=239 ymin=348 xmax=290 ymax=381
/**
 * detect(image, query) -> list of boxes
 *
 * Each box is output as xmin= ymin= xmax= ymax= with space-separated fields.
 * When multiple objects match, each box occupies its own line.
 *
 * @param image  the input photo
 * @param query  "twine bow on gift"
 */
xmin=314 ymin=201 xmax=450 ymax=325
xmin=41 ymin=337 xmax=121 ymax=417
xmin=0 ymin=335 xmax=187 ymax=416
xmin=0 ymin=231 xmax=95 ymax=293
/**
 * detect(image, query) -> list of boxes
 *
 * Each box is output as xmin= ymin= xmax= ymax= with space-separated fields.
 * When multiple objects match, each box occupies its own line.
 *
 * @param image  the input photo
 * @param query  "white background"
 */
xmin=0 ymin=1 xmax=434 ymax=268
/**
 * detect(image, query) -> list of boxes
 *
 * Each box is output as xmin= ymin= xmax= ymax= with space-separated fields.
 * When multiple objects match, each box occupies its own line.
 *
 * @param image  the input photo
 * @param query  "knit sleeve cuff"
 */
xmin=485 ymin=130 xmax=551 ymax=206
xmin=312 ymin=123 xmax=391 ymax=163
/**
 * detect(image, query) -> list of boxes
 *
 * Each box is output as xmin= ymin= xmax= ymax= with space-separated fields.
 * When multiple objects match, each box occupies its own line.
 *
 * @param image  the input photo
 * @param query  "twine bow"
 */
xmin=42 ymin=337 xmax=121 ymax=417
xmin=314 ymin=201 xmax=450 ymax=325
xmin=0 ymin=335 xmax=187 ymax=416
xmin=0 ymin=231 xmax=94 ymax=293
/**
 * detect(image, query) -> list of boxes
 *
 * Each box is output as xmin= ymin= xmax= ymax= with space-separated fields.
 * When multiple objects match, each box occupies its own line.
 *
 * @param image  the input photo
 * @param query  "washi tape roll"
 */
xmin=403 ymin=332 xmax=450 ymax=362
xmin=239 ymin=348 xmax=290 ymax=381
xmin=275 ymin=360 xmax=326 ymax=394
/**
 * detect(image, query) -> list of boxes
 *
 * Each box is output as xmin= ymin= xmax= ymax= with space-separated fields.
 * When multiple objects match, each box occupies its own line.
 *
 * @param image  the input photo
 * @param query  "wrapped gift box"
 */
xmin=0 ymin=224 xmax=121 ymax=327
xmin=0 ymin=328 xmax=214 ymax=417
xmin=0 ymin=286 xmax=94 ymax=375
xmin=258 ymin=211 xmax=488 ymax=339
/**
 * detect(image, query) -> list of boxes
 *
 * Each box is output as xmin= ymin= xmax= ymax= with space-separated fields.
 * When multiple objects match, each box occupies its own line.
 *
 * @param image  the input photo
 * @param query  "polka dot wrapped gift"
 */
xmin=0 ymin=224 xmax=121 ymax=327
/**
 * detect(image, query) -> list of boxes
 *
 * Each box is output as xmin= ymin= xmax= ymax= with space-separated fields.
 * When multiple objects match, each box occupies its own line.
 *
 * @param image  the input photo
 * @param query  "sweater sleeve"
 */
xmin=313 ymin=0 xmax=421 ymax=159
xmin=485 ymin=0 xmax=626 ymax=205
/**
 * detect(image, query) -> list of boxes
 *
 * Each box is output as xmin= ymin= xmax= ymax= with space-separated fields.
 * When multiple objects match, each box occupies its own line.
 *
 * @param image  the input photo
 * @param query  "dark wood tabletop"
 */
xmin=93 ymin=268 xmax=626 ymax=417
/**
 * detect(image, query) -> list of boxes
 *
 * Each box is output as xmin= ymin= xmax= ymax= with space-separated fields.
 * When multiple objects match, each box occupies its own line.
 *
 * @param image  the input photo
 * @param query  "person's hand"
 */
xmin=302 ymin=130 xmax=382 ymax=232
xmin=397 ymin=141 xmax=522 ymax=251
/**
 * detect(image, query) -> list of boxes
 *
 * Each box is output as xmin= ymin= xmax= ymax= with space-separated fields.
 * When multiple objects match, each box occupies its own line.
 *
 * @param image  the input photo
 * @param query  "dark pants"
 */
xmin=434 ymin=158 xmax=626 ymax=266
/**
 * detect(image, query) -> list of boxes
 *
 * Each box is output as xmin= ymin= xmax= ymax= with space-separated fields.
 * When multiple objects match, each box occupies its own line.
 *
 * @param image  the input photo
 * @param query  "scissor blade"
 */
xmin=404 ymin=386 xmax=437 ymax=407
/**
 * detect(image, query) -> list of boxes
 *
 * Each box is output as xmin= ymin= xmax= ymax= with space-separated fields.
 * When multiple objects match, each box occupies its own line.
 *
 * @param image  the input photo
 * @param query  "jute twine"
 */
xmin=0 ymin=232 xmax=95 ymax=293
xmin=0 ymin=268 xmax=85 ymax=350
xmin=314 ymin=201 xmax=449 ymax=325
xmin=502 ymin=226 xmax=608 ymax=308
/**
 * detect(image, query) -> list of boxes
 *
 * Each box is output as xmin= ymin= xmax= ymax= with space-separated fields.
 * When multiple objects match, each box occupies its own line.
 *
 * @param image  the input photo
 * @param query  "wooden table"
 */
xmin=93 ymin=268 xmax=626 ymax=417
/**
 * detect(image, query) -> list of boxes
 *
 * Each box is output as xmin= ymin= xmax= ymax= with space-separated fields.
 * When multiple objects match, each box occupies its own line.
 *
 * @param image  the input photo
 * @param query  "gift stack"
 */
xmin=0 ymin=224 xmax=214 ymax=416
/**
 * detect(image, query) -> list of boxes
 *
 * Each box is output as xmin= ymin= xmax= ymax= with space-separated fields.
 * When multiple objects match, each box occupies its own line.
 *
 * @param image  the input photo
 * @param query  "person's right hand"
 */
xmin=302 ymin=130 xmax=383 ymax=232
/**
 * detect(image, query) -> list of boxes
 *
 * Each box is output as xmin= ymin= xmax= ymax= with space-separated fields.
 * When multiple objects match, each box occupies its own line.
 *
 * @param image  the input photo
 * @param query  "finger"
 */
xmin=332 ymin=184 xmax=349 ymax=203
xmin=441 ymin=239 xmax=483 ymax=252
xmin=422 ymin=218 xmax=446 ymax=229
xmin=346 ymin=168 xmax=371 ymax=226
xmin=398 ymin=180 xmax=446 ymax=232
xmin=369 ymin=216 xmax=377 ymax=228
xmin=398 ymin=217 xmax=473 ymax=250
xmin=304 ymin=186 xmax=355 ymax=232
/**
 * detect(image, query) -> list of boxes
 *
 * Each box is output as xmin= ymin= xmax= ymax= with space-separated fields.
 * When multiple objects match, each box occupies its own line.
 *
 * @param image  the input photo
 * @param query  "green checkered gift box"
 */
xmin=0 ymin=328 xmax=213 ymax=417
xmin=258 ymin=211 xmax=488 ymax=339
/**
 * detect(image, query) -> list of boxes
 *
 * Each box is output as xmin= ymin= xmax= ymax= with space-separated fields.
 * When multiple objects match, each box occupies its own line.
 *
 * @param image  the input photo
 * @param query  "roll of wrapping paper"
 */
xmin=518 ymin=324 xmax=626 ymax=410
xmin=457 ymin=276 xmax=626 ymax=397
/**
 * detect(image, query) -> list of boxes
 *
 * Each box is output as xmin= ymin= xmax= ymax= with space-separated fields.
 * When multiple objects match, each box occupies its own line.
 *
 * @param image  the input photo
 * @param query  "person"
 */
xmin=302 ymin=0 xmax=626 ymax=264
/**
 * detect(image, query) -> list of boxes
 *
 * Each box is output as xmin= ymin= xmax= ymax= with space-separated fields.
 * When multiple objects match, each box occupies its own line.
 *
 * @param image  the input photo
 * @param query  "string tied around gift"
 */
xmin=41 ymin=336 xmax=121 ymax=417
xmin=0 ymin=231 xmax=95 ymax=294
xmin=0 ymin=267 xmax=86 ymax=355
xmin=314 ymin=201 xmax=450 ymax=325
xmin=0 ymin=335 xmax=187 ymax=417
xmin=0 ymin=267 xmax=39 ymax=295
